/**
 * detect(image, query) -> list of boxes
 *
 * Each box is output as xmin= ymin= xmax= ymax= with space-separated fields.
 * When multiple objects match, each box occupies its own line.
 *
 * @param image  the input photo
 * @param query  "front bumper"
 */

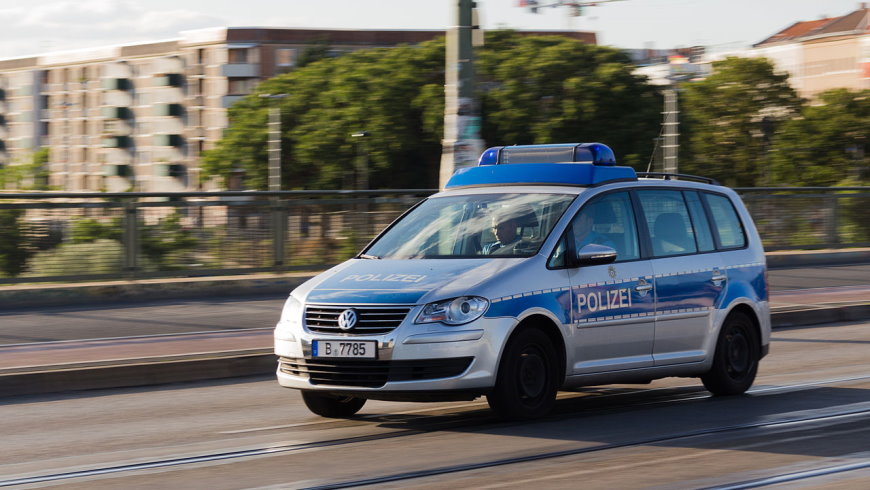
xmin=274 ymin=314 xmax=516 ymax=394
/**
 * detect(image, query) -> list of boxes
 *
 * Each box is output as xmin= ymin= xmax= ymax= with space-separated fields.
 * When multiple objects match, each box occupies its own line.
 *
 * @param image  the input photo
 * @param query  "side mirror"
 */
xmin=575 ymin=243 xmax=617 ymax=266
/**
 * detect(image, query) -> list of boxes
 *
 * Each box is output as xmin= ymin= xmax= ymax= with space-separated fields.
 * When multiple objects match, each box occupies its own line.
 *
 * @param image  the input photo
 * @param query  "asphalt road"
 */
xmin=1 ymin=263 xmax=868 ymax=346
xmin=1 ymin=320 xmax=868 ymax=488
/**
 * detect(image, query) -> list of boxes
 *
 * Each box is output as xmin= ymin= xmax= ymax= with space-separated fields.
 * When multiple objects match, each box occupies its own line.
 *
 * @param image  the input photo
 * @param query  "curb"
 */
xmin=1 ymin=305 xmax=867 ymax=400
xmin=0 ymin=353 xmax=275 ymax=398
xmin=0 ymin=274 xmax=314 ymax=311
xmin=766 ymin=249 xmax=870 ymax=268
xmin=769 ymin=304 xmax=870 ymax=329
xmin=0 ymin=249 xmax=867 ymax=311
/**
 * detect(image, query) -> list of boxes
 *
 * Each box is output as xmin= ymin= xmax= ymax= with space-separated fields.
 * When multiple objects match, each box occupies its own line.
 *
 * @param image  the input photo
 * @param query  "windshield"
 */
xmin=364 ymin=193 xmax=575 ymax=259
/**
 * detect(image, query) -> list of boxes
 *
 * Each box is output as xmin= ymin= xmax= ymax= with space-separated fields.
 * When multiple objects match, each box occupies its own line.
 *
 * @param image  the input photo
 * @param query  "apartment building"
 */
xmin=0 ymin=27 xmax=596 ymax=192
xmin=752 ymin=4 xmax=869 ymax=99
xmin=0 ymin=28 xmax=447 ymax=192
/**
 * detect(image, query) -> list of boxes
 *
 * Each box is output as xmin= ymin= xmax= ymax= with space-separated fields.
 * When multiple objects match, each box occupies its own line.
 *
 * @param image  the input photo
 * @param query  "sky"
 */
xmin=0 ymin=0 xmax=862 ymax=59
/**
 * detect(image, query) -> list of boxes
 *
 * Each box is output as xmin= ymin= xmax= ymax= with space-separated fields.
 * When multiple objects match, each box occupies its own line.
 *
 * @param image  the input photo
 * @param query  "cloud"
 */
xmin=0 ymin=0 xmax=224 ymax=58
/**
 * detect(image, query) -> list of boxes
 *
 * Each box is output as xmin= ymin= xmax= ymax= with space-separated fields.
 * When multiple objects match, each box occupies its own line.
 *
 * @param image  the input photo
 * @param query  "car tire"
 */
xmin=301 ymin=391 xmax=366 ymax=418
xmin=701 ymin=310 xmax=760 ymax=396
xmin=487 ymin=328 xmax=559 ymax=420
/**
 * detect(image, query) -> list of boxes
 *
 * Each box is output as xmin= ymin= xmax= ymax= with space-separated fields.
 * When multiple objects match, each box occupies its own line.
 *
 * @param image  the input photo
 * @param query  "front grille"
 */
xmin=279 ymin=357 xmax=474 ymax=388
xmin=305 ymin=305 xmax=411 ymax=335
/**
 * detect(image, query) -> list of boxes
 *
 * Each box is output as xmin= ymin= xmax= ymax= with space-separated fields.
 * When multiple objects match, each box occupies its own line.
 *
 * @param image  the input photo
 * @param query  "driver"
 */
xmin=573 ymin=207 xmax=616 ymax=251
xmin=485 ymin=216 xmax=521 ymax=254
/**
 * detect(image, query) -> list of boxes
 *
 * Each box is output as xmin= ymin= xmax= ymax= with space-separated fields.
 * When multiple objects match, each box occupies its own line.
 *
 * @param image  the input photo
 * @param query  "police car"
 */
xmin=275 ymin=143 xmax=770 ymax=419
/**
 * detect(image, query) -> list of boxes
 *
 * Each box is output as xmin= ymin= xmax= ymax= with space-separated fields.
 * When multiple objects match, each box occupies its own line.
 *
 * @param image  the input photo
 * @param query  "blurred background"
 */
xmin=0 ymin=0 xmax=867 ymax=282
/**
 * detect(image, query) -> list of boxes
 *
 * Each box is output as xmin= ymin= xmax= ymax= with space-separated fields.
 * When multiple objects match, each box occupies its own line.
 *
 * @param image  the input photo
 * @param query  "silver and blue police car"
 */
xmin=275 ymin=143 xmax=770 ymax=419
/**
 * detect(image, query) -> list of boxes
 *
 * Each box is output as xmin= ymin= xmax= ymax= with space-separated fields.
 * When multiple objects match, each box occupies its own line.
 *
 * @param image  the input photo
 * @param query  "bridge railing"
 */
xmin=1 ymin=187 xmax=868 ymax=284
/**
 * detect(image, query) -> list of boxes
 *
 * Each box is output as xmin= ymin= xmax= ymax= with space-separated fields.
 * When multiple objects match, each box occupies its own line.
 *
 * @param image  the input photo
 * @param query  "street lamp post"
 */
xmin=351 ymin=131 xmax=369 ymax=190
xmin=259 ymin=93 xmax=287 ymax=191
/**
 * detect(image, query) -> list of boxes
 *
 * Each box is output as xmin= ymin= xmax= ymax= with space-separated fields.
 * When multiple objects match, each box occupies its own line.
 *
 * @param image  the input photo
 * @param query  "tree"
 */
xmin=769 ymin=89 xmax=869 ymax=186
xmin=0 ymin=209 xmax=27 ymax=276
xmin=203 ymin=32 xmax=663 ymax=190
xmin=0 ymin=147 xmax=50 ymax=190
xmin=681 ymin=57 xmax=802 ymax=187
xmin=477 ymin=31 xmax=661 ymax=166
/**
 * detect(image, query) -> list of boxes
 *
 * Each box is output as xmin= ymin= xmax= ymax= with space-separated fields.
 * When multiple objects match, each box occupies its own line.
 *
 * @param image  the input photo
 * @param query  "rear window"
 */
xmin=704 ymin=193 xmax=746 ymax=249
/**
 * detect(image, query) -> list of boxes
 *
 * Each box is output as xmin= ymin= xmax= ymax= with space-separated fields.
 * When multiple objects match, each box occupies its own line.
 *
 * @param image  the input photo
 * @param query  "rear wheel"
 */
xmin=701 ymin=311 xmax=760 ymax=396
xmin=487 ymin=328 xmax=559 ymax=420
xmin=301 ymin=391 xmax=366 ymax=418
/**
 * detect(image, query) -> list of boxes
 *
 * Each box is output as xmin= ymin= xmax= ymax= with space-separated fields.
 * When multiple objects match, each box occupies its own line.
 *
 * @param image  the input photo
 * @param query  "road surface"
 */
xmin=1 ymin=319 xmax=868 ymax=489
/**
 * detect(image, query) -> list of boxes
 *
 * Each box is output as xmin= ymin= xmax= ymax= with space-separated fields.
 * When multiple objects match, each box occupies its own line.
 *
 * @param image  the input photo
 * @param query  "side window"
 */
xmin=704 ymin=193 xmax=746 ymax=249
xmin=549 ymin=192 xmax=639 ymax=267
xmin=684 ymin=191 xmax=715 ymax=252
xmin=638 ymin=190 xmax=698 ymax=257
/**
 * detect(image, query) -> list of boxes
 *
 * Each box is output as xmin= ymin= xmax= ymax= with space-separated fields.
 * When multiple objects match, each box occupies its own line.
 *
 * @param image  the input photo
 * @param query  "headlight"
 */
xmin=416 ymin=296 xmax=489 ymax=326
xmin=279 ymin=295 xmax=302 ymax=325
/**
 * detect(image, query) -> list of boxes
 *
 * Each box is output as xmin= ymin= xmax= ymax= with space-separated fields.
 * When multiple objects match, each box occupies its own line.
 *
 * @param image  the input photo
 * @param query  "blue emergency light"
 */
xmin=445 ymin=143 xmax=636 ymax=189
xmin=478 ymin=143 xmax=617 ymax=166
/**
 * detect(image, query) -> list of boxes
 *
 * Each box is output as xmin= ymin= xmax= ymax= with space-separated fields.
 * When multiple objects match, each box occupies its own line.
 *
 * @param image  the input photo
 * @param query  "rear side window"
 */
xmin=637 ymin=190 xmax=698 ymax=257
xmin=704 ymin=193 xmax=746 ymax=249
xmin=684 ymin=191 xmax=715 ymax=252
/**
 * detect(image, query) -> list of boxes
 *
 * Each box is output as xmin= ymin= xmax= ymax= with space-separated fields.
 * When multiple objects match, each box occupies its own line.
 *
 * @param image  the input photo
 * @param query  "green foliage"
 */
xmin=477 ymin=31 xmax=661 ymax=166
xmin=203 ymin=32 xmax=662 ymax=189
xmin=297 ymin=41 xmax=332 ymax=68
xmin=0 ymin=209 xmax=27 ymax=277
xmin=70 ymin=217 xmax=122 ymax=243
xmin=681 ymin=57 xmax=802 ymax=187
xmin=140 ymin=212 xmax=198 ymax=269
xmin=769 ymin=89 xmax=869 ymax=186
xmin=23 ymin=239 xmax=153 ymax=277
xmin=0 ymin=147 xmax=51 ymax=190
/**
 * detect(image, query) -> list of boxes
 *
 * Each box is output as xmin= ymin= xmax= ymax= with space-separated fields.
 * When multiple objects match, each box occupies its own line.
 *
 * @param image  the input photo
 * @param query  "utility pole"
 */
xmin=662 ymin=87 xmax=679 ymax=174
xmin=260 ymin=93 xmax=287 ymax=191
xmin=439 ymin=0 xmax=485 ymax=188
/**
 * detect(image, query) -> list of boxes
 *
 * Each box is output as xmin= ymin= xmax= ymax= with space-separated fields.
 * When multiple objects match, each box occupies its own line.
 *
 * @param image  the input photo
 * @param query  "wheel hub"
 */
xmin=518 ymin=351 xmax=546 ymax=399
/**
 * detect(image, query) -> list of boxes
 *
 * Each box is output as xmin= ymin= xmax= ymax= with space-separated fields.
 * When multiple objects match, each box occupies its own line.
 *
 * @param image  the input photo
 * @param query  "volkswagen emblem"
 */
xmin=337 ymin=309 xmax=358 ymax=330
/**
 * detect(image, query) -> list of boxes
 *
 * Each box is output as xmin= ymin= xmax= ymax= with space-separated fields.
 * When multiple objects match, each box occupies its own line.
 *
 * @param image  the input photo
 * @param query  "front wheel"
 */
xmin=301 ymin=391 xmax=366 ymax=418
xmin=487 ymin=328 xmax=559 ymax=420
xmin=701 ymin=311 xmax=760 ymax=396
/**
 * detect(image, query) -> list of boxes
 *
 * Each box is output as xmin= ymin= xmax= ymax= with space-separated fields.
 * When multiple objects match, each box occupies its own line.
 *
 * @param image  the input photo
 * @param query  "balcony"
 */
xmin=153 ymin=103 xmax=183 ymax=117
xmin=153 ymin=134 xmax=183 ymax=147
xmin=102 ymin=78 xmax=131 ymax=91
xmin=188 ymin=64 xmax=205 ymax=77
xmin=104 ymin=164 xmax=130 ymax=177
xmin=220 ymin=63 xmax=259 ymax=77
xmin=153 ymin=73 xmax=183 ymax=87
xmin=101 ymin=106 xmax=132 ymax=119
xmin=102 ymin=135 xmax=132 ymax=148
xmin=189 ymin=95 xmax=205 ymax=107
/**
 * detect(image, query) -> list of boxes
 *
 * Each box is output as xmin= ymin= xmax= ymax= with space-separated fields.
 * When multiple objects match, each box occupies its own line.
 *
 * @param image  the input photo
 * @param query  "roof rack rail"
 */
xmin=636 ymin=172 xmax=720 ymax=186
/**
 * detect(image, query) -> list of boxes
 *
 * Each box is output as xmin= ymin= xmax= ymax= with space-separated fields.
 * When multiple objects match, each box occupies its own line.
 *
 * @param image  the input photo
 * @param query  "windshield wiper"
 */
xmin=359 ymin=254 xmax=380 ymax=260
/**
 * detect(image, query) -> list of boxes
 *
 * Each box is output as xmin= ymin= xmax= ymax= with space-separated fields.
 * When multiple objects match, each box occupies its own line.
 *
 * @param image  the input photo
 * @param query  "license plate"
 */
xmin=312 ymin=340 xmax=377 ymax=359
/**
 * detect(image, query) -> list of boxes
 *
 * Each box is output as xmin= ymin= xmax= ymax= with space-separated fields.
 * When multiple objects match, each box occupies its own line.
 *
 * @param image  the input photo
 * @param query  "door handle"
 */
xmin=634 ymin=284 xmax=652 ymax=293
xmin=712 ymin=273 xmax=727 ymax=284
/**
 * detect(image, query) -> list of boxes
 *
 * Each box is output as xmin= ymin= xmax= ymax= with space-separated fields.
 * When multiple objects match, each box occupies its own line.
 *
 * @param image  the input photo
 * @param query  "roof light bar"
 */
xmin=478 ymin=143 xmax=617 ymax=166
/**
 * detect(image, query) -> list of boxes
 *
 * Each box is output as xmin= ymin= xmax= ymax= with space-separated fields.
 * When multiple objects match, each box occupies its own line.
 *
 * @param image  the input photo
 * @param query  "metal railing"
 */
xmin=1 ymin=187 xmax=868 ymax=284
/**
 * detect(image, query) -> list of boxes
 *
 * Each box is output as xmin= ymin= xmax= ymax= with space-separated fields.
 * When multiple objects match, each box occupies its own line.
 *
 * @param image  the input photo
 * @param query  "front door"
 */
xmin=561 ymin=192 xmax=657 ymax=374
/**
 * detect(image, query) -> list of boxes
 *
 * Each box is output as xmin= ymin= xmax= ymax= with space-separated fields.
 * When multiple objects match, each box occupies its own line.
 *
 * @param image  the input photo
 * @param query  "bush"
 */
xmin=23 ymin=239 xmax=153 ymax=277
xmin=0 ymin=209 xmax=28 ymax=277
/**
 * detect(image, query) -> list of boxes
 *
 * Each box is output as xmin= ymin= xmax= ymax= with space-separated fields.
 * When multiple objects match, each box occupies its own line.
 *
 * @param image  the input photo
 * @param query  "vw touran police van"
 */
xmin=275 ymin=143 xmax=770 ymax=419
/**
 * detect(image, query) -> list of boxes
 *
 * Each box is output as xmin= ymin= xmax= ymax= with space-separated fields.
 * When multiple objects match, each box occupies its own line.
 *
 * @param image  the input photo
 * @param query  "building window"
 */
xmin=228 ymin=48 xmax=248 ymax=64
xmin=276 ymin=48 xmax=296 ymax=67
xmin=227 ymin=77 xmax=257 ymax=95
